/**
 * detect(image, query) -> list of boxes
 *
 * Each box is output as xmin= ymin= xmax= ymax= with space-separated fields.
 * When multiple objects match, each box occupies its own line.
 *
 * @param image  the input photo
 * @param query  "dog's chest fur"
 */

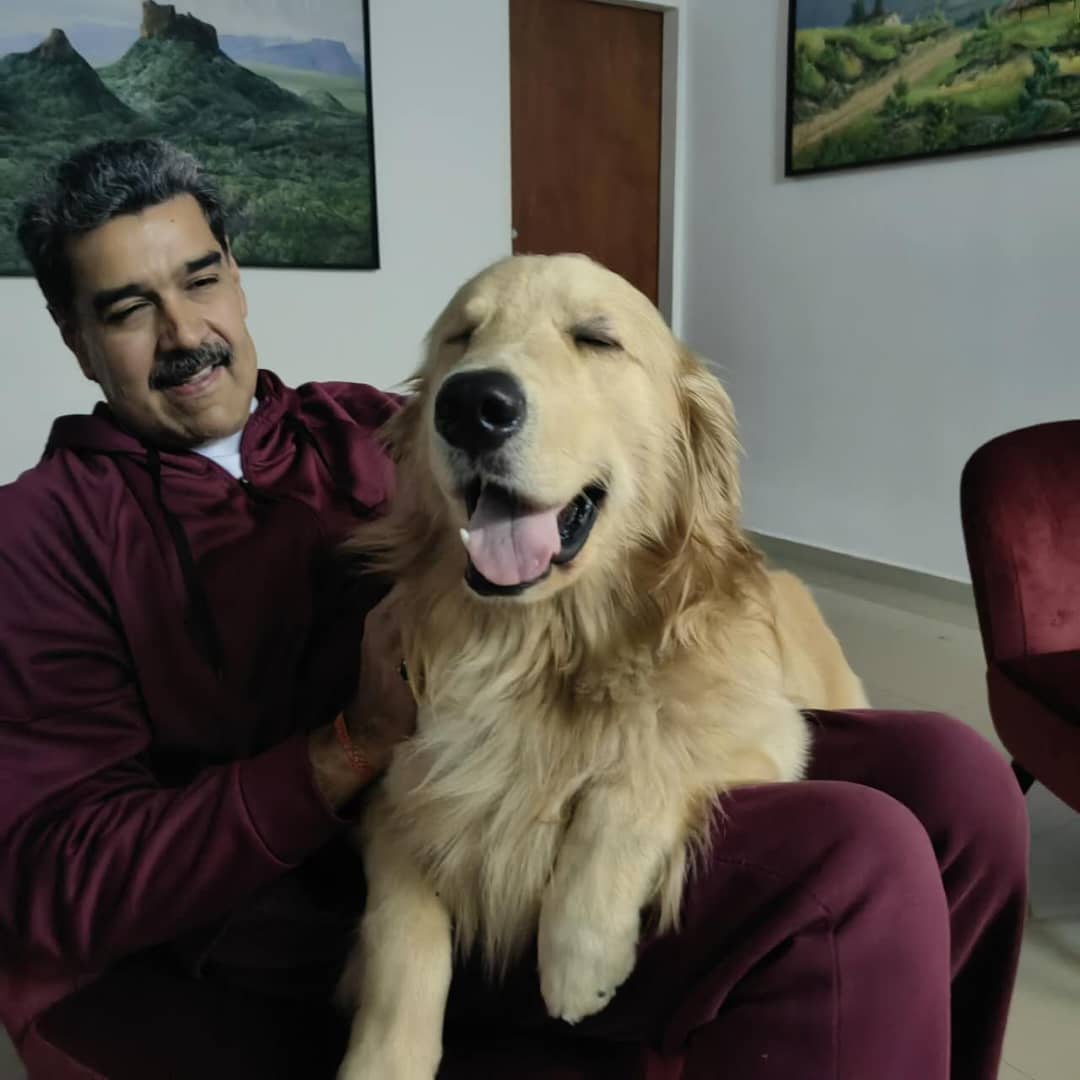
xmin=373 ymin=579 xmax=807 ymax=975
xmin=380 ymin=643 xmax=664 ymax=972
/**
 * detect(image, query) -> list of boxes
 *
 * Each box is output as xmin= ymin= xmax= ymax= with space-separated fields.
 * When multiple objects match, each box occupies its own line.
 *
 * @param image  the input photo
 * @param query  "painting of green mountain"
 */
xmin=788 ymin=1 xmax=1080 ymax=174
xmin=0 ymin=0 xmax=377 ymax=271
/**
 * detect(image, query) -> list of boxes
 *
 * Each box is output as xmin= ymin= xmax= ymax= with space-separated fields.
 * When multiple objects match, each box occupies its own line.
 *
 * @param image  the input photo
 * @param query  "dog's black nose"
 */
xmin=434 ymin=370 xmax=526 ymax=454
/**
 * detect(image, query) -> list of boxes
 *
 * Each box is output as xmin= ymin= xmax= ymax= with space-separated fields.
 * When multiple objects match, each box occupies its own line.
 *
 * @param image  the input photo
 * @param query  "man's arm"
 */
xmin=308 ymin=723 xmax=387 ymax=809
xmin=0 ymin=492 xmax=404 ymax=971
xmin=309 ymin=584 xmax=416 ymax=809
xmin=0 ymin=706 xmax=345 ymax=970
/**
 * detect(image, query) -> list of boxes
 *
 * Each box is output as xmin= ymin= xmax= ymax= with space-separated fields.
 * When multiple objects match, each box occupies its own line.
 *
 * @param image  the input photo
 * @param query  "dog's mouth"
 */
xmin=459 ymin=479 xmax=607 ymax=597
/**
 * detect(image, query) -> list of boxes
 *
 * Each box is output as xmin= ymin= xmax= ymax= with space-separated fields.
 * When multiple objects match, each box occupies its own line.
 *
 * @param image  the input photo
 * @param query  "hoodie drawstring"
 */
xmin=146 ymin=447 xmax=226 ymax=681
xmin=138 ymin=415 xmax=369 ymax=683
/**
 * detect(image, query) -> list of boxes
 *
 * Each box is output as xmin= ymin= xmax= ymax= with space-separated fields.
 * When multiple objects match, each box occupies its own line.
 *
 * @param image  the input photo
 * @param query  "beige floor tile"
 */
xmin=803 ymin=581 xmax=1001 ymax=750
xmin=860 ymin=679 xmax=926 ymax=712
xmin=0 ymin=1031 xmax=22 ymax=1080
xmin=1002 ymin=919 xmax=1080 ymax=1080
xmin=998 ymin=1062 xmax=1035 ymax=1080
xmin=1027 ymin=783 xmax=1080 ymax=840
xmin=1029 ymin=820 xmax=1080 ymax=921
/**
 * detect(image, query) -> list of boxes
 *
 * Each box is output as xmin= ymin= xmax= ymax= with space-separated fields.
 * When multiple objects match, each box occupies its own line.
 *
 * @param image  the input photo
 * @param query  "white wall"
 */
xmin=0 ymin=0 xmax=512 ymax=483
xmin=682 ymin=0 xmax=1080 ymax=582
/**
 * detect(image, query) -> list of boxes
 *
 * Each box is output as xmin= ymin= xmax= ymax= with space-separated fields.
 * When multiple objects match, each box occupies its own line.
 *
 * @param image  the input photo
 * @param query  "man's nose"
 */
xmin=158 ymin=297 xmax=207 ymax=351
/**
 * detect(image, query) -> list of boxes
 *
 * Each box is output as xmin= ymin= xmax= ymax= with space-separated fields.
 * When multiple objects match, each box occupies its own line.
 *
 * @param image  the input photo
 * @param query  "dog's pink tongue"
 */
xmin=466 ymin=488 xmax=560 ymax=587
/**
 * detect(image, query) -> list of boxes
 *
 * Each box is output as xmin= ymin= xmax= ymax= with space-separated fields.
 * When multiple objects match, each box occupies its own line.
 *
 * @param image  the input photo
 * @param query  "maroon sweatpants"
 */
xmin=22 ymin=710 xmax=1028 ymax=1080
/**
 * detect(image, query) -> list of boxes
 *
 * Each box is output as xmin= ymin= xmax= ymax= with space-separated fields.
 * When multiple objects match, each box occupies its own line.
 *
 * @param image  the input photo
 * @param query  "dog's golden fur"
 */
xmin=336 ymin=254 xmax=867 ymax=1080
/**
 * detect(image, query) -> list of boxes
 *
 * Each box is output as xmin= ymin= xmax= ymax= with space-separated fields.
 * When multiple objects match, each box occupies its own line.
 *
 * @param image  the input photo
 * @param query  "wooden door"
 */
xmin=509 ymin=0 xmax=664 ymax=304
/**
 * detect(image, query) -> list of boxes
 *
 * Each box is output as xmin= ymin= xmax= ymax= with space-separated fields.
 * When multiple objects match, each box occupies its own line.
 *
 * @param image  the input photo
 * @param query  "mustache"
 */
xmin=149 ymin=341 xmax=233 ymax=391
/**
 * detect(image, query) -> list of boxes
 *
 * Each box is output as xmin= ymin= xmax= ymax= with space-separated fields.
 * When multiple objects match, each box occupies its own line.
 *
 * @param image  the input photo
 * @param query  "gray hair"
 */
xmin=17 ymin=138 xmax=230 ymax=324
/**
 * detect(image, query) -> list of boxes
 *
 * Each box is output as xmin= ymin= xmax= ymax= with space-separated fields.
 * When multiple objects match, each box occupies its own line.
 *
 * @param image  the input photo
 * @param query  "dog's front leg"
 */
xmin=538 ymin=783 xmax=684 ymax=1025
xmin=336 ymin=797 xmax=452 ymax=1080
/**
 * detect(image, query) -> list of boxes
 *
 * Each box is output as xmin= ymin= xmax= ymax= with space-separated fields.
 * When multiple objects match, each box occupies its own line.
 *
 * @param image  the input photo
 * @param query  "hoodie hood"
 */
xmin=42 ymin=369 xmax=395 ymax=513
xmin=45 ymin=370 xmax=289 ymax=470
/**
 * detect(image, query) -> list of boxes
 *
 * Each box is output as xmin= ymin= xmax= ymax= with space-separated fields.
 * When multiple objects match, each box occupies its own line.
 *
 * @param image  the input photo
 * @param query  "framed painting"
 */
xmin=786 ymin=1 xmax=1080 ymax=176
xmin=0 ymin=0 xmax=379 ymax=271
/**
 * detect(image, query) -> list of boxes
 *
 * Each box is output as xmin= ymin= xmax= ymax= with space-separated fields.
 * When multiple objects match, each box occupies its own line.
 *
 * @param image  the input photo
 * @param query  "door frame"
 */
xmin=586 ymin=0 xmax=687 ymax=333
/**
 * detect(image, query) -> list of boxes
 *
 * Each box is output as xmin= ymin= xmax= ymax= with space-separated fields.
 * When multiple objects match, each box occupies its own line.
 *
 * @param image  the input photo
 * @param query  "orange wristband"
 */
xmin=333 ymin=712 xmax=376 ymax=778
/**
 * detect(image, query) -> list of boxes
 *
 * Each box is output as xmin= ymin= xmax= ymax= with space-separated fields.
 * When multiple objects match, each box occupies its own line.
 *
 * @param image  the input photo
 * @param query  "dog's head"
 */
xmin=382 ymin=254 xmax=746 ymax=605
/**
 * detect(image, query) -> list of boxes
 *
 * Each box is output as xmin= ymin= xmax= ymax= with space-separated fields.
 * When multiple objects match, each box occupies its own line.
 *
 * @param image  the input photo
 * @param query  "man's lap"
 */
xmin=23 ymin=709 xmax=991 ymax=1078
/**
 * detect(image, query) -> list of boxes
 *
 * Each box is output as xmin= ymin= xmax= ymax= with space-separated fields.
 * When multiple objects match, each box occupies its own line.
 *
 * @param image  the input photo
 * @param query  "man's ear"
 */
xmin=52 ymin=308 xmax=97 ymax=383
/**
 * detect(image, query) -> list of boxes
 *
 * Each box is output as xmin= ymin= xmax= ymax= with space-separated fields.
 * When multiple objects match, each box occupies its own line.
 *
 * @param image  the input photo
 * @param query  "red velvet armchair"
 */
xmin=961 ymin=420 xmax=1080 ymax=812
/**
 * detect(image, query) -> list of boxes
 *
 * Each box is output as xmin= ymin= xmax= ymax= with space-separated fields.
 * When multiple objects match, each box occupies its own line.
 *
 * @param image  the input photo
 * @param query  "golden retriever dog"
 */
xmin=335 ymin=254 xmax=867 ymax=1080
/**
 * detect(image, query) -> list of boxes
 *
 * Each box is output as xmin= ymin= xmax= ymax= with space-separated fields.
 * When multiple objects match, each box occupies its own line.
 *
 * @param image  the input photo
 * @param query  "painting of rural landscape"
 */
xmin=0 ymin=0 xmax=378 ymax=272
xmin=788 ymin=1 xmax=1080 ymax=174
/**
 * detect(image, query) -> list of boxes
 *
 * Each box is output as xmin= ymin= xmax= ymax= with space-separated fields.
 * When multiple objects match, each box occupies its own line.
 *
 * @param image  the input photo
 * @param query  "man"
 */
xmin=1 ymin=138 xmax=1030 ymax=1080
xmin=0 ymin=138 xmax=415 ymax=1072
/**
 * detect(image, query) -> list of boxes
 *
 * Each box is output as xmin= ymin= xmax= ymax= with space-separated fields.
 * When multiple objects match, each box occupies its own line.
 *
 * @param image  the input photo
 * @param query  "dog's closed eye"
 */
xmin=445 ymin=327 xmax=474 ymax=347
xmin=571 ymin=319 xmax=620 ymax=351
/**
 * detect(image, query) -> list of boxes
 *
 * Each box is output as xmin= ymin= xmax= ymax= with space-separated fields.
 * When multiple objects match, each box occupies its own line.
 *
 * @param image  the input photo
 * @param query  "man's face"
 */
xmin=62 ymin=193 xmax=258 ymax=448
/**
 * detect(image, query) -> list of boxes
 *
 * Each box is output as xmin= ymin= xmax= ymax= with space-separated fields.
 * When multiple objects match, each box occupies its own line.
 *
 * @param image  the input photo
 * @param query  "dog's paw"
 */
xmin=538 ymin=911 xmax=638 ymax=1025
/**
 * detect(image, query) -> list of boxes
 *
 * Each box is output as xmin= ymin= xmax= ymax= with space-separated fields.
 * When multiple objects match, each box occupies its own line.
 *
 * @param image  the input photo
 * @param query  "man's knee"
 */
xmin=652 ymin=782 xmax=950 ymax=1054
xmin=879 ymin=711 xmax=1029 ymax=884
xmin=786 ymin=781 xmax=943 ymax=902
xmin=698 ymin=781 xmax=946 ymax=923
xmin=811 ymin=709 xmax=1029 ymax=890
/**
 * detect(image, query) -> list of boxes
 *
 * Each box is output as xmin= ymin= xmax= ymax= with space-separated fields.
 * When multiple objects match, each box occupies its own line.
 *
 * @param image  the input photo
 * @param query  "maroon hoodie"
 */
xmin=0 ymin=370 xmax=397 ymax=1043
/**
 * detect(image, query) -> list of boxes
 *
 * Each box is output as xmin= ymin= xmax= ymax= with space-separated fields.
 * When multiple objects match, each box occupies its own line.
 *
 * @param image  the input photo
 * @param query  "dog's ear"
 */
xmin=650 ymin=347 xmax=751 ymax=635
xmin=675 ymin=347 xmax=742 ymax=542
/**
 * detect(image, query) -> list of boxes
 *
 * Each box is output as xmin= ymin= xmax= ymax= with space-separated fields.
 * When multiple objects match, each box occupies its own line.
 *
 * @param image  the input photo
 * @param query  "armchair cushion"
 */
xmin=999 ymin=650 xmax=1080 ymax=724
xmin=988 ymin=661 xmax=1080 ymax=812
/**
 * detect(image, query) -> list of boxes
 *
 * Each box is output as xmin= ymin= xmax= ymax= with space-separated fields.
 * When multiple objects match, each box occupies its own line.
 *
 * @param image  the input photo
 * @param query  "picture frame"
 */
xmin=786 ymin=1 xmax=1080 ymax=177
xmin=0 ymin=0 xmax=379 ymax=272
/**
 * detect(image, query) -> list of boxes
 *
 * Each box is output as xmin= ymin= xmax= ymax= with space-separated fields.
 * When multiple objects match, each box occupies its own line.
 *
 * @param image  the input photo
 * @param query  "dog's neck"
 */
xmin=346 ymin=480 xmax=763 ymax=707
xmin=395 ymin=534 xmax=758 ymax=712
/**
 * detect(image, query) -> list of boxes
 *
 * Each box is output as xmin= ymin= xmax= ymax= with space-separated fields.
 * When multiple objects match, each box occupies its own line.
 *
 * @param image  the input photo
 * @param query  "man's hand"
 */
xmin=344 ymin=588 xmax=417 ymax=771
xmin=309 ymin=589 xmax=417 ymax=810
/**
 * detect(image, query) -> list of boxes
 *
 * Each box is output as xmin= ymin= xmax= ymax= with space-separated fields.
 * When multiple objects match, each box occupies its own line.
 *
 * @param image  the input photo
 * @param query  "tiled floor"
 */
xmin=1 ymin=549 xmax=1077 ymax=1078
xmin=0 ymin=1037 xmax=18 ymax=1080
